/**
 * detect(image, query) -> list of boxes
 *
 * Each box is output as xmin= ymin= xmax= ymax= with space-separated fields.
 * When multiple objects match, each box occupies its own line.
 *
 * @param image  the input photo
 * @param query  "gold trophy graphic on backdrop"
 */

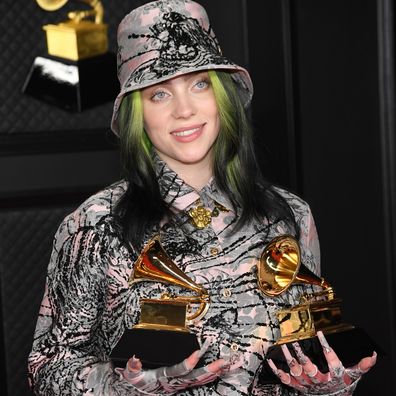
xmin=23 ymin=0 xmax=118 ymax=111
xmin=110 ymin=237 xmax=210 ymax=368
xmin=257 ymin=235 xmax=380 ymax=384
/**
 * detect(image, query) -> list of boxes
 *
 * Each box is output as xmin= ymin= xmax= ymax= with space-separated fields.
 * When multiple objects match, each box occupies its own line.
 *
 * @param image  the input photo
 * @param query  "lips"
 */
xmin=171 ymin=124 xmax=205 ymax=142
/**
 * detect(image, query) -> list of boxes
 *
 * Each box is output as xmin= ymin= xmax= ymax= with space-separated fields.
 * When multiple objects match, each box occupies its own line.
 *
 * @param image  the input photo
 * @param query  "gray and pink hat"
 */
xmin=111 ymin=0 xmax=253 ymax=135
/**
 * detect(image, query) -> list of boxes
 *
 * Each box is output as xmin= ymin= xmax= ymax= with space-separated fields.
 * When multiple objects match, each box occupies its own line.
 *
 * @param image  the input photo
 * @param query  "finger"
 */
xmin=346 ymin=351 xmax=377 ymax=381
xmin=267 ymin=358 xmax=307 ymax=392
xmin=358 ymin=351 xmax=377 ymax=372
xmin=317 ymin=331 xmax=342 ymax=370
xmin=160 ymin=360 xmax=225 ymax=392
xmin=164 ymin=359 xmax=193 ymax=377
xmin=160 ymin=371 xmax=219 ymax=391
xmin=127 ymin=355 xmax=143 ymax=373
xmin=188 ymin=372 xmax=219 ymax=386
xmin=267 ymin=358 xmax=293 ymax=385
xmin=317 ymin=331 xmax=349 ymax=384
xmin=181 ymin=359 xmax=227 ymax=384
xmin=292 ymin=342 xmax=329 ymax=383
xmin=205 ymin=358 xmax=229 ymax=374
xmin=281 ymin=344 xmax=303 ymax=377
xmin=184 ymin=337 xmax=212 ymax=370
xmin=123 ymin=356 xmax=145 ymax=383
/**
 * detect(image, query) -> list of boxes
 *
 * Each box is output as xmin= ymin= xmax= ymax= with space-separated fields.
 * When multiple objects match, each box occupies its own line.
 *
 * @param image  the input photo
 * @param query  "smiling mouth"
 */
xmin=171 ymin=124 xmax=204 ymax=137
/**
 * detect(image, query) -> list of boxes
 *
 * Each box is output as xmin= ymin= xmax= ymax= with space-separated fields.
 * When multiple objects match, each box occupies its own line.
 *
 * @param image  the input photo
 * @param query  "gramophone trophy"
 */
xmin=22 ymin=0 xmax=118 ymax=111
xmin=258 ymin=235 xmax=380 ymax=384
xmin=110 ymin=237 xmax=210 ymax=369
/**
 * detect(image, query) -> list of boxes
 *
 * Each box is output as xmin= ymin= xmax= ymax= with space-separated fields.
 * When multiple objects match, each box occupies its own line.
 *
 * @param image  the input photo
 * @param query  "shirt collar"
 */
xmin=153 ymin=154 xmax=235 ymax=213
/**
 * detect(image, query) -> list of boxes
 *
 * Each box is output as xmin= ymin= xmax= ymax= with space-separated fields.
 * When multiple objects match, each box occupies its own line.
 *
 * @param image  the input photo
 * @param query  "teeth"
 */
xmin=173 ymin=127 xmax=200 ymax=137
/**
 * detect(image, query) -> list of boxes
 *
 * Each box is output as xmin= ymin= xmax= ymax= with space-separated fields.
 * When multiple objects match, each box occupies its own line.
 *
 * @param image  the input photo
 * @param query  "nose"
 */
xmin=172 ymin=93 xmax=196 ymax=119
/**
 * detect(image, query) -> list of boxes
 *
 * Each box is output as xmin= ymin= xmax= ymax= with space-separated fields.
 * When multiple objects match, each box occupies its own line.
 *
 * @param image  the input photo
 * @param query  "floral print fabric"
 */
xmin=28 ymin=157 xmax=320 ymax=395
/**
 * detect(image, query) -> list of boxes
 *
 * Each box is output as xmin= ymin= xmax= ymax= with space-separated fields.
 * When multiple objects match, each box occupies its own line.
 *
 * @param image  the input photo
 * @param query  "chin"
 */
xmin=178 ymin=154 xmax=209 ymax=165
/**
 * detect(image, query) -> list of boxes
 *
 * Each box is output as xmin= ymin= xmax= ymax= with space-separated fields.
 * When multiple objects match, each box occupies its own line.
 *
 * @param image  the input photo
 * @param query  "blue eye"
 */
xmin=151 ymin=91 xmax=168 ymax=101
xmin=195 ymin=80 xmax=209 ymax=89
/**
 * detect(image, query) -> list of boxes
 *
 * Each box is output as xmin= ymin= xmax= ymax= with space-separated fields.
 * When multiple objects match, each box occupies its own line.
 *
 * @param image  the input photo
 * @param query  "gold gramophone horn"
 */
xmin=36 ymin=0 xmax=104 ymax=23
xmin=130 ymin=237 xmax=210 ymax=323
xmin=36 ymin=0 xmax=68 ymax=11
xmin=258 ymin=235 xmax=330 ymax=297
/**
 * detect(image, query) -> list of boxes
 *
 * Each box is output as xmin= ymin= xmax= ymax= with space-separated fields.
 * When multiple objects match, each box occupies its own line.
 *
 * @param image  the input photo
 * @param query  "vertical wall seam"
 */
xmin=280 ymin=0 xmax=300 ymax=193
xmin=377 ymin=0 xmax=396 ymax=385
xmin=240 ymin=0 xmax=250 ymax=70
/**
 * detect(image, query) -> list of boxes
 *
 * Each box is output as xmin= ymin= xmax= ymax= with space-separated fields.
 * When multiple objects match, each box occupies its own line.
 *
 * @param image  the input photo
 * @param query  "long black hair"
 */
xmin=115 ymin=70 xmax=297 ymax=245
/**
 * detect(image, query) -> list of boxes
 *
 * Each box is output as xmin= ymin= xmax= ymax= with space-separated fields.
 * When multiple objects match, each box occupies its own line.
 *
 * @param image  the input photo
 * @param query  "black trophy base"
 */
xmin=22 ymin=53 xmax=118 ymax=112
xmin=110 ymin=328 xmax=201 ymax=369
xmin=259 ymin=327 xmax=382 ymax=384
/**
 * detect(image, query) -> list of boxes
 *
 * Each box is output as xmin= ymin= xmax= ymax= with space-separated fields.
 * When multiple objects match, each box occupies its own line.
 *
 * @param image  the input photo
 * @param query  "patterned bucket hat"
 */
xmin=111 ymin=0 xmax=253 ymax=135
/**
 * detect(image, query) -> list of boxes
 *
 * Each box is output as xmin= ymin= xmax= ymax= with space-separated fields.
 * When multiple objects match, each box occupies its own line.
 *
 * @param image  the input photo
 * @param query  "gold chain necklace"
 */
xmin=187 ymin=201 xmax=229 ymax=229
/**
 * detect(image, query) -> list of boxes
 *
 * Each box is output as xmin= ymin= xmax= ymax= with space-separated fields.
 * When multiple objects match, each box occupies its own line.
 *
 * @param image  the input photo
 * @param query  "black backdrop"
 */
xmin=0 ymin=1 xmax=395 ymax=395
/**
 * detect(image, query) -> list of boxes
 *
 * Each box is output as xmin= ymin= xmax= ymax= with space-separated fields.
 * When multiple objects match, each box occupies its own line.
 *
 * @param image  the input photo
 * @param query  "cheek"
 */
xmin=215 ymin=114 xmax=221 ymax=132
xmin=211 ymin=111 xmax=221 ymax=139
xmin=144 ymin=127 xmax=162 ymax=147
xmin=143 ymin=104 xmax=161 ymax=136
xmin=143 ymin=116 xmax=163 ymax=143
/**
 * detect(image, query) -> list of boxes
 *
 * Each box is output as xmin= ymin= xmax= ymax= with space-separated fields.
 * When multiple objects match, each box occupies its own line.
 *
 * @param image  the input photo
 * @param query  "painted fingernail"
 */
xmin=229 ymin=352 xmax=242 ymax=365
xmin=192 ymin=349 xmax=202 ymax=359
xmin=267 ymin=358 xmax=281 ymax=376
xmin=281 ymin=372 xmax=292 ymax=385
xmin=197 ymin=338 xmax=211 ymax=357
xmin=127 ymin=356 xmax=142 ymax=372
xmin=305 ymin=364 xmax=318 ymax=378
xmin=220 ymin=362 xmax=231 ymax=370
xmin=290 ymin=363 xmax=303 ymax=377
xmin=292 ymin=342 xmax=309 ymax=364
xmin=281 ymin=344 xmax=298 ymax=367
xmin=317 ymin=331 xmax=332 ymax=354
xmin=281 ymin=344 xmax=292 ymax=359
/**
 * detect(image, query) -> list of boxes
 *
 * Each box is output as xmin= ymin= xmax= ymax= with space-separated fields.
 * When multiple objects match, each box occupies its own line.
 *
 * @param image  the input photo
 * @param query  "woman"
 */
xmin=28 ymin=1 xmax=376 ymax=395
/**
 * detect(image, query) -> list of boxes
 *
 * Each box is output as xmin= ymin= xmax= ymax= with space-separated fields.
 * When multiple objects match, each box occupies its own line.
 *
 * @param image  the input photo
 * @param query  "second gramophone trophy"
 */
xmin=257 ymin=235 xmax=380 ymax=384
xmin=23 ymin=0 xmax=118 ymax=111
xmin=110 ymin=237 xmax=210 ymax=368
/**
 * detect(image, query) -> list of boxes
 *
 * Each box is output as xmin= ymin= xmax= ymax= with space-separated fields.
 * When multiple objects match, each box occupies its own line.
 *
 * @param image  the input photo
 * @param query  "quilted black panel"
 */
xmin=0 ymin=205 xmax=77 ymax=395
xmin=0 ymin=0 xmax=245 ymax=136
xmin=0 ymin=0 xmax=144 ymax=134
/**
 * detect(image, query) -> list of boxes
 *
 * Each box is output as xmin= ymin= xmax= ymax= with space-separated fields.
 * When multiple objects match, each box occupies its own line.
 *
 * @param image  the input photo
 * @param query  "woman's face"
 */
xmin=141 ymin=71 xmax=220 ymax=172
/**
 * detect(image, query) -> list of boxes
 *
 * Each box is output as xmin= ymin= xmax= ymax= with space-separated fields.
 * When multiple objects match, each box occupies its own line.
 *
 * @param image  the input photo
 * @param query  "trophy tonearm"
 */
xmin=129 ymin=237 xmax=210 ymax=332
xmin=258 ymin=235 xmax=353 ymax=344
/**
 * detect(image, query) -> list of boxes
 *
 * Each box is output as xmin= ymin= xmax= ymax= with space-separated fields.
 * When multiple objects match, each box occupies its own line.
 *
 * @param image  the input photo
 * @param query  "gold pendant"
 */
xmin=188 ymin=206 xmax=212 ymax=229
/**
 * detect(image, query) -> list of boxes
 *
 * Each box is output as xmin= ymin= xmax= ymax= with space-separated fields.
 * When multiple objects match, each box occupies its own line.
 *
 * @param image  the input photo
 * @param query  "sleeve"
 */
xmin=297 ymin=203 xmax=321 ymax=277
xmin=27 ymin=221 xmax=142 ymax=395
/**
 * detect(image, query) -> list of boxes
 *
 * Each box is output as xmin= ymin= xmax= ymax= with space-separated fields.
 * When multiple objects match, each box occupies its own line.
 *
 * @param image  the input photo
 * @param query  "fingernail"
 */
xmin=130 ymin=356 xmax=140 ymax=365
xmin=281 ymin=372 xmax=292 ymax=385
xmin=267 ymin=358 xmax=280 ymax=376
xmin=292 ymin=342 xmax=309 ymax=364
xmin=192 ymin=349 xmax=202 ymax=359
xmin=281 ymin=344 xmax=292 ymax=358
xmin=200 ymin=338 xmax=211 ymax=354
xmin=317 ymin=331 xmax=332 ymax=354
xmin=127 ymin=356 xmax=142 ymax=372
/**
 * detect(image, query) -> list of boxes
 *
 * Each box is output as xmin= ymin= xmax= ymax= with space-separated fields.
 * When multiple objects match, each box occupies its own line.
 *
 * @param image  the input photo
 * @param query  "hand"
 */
xmin=267 ymin=331 xmax=377 ymax=395
xmin=119 ymin=339 xmax=238 ymax=395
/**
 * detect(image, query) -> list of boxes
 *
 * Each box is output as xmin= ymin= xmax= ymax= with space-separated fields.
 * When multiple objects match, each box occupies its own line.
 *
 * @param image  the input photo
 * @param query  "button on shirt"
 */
xmin=28 ymin=156 xmax=321 ymax=396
